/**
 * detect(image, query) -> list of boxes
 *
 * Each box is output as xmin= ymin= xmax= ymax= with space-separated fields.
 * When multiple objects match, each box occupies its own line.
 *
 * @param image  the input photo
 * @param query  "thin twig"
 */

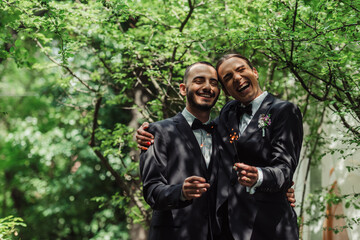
xmin=34 ymin=38 xmax=96 ymax=92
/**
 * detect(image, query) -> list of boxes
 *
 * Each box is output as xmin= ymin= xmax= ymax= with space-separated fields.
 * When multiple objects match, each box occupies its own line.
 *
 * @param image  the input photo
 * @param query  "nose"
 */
xmin=234 ymin=72 xmax=242 ymax=83
xmin=203 ymin=80 xmax=211 ymax=90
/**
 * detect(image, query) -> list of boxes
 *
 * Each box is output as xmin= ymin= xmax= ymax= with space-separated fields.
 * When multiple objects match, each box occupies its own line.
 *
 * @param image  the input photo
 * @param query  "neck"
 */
xmin=186 ymin=106 xmax=211 ymax=123
xmin=243 ymin=89 xmax=263 ymax=106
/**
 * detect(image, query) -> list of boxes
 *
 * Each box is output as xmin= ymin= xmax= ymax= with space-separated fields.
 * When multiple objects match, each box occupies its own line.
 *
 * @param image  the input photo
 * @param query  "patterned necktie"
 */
xmin=191 ymin=119 xmax=215 ymax=134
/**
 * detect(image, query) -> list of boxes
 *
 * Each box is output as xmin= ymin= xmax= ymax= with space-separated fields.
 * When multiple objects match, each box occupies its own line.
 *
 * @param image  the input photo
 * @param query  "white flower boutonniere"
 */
xmin=258 ymin=114 xmax=271 ymax=137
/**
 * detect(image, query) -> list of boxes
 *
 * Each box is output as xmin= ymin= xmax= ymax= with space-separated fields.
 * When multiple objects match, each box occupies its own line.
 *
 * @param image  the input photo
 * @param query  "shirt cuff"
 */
xmin=180 ymin=189 xmax=187 ymax=201
xmin=246 ymin=167 xmax=263 ymax=194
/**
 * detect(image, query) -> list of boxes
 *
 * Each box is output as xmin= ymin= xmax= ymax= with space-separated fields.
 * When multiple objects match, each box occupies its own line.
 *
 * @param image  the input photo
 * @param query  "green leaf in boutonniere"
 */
xmin=258 ymin=114 xmax=271 ymax=137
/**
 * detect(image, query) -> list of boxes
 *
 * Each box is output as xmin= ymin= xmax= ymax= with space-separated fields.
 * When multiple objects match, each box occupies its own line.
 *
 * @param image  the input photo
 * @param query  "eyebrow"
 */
xmin=236 ymin=64 xmax=245 ymax=69
xmin=222 ymin=64 xmax=245 ymax=80
xmin=222 ymin=73 xmax=232 ymax=80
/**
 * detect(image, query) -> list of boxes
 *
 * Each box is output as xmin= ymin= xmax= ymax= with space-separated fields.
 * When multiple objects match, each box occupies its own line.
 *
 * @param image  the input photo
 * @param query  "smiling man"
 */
xmin=215 ymin=54 xmax=303 ymax=240
xmin=139 ymin=62 xmax=220 ymax=240
xmin=218 ymin=56 xmax=262 ymax=105
xmin=137 ymin=55 xmax=300 ymax=240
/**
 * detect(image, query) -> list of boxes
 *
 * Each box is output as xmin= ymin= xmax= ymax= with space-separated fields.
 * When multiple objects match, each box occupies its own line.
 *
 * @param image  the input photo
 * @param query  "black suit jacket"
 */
xmin=140 ymin=113 xmax=219 ymax=240
xmin=215 ymin=93 xmax=303 ymax=240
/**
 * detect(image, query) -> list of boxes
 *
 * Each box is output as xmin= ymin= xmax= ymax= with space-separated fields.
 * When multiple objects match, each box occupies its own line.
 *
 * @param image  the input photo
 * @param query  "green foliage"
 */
xmin=0 ymin=216 xmax=26 ymax=239
xmin=303 ymin=186 xmax=360 ymax=234
xmin=1 ymin=0 xmax=359 ymax=238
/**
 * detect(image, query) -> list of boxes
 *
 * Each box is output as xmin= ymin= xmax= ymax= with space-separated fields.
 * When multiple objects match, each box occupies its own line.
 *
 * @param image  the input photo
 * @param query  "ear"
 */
xmin=179 ymin=83 xmax=186 ymax=96
xmin=252 ymin=67 xmax=259 ymax=79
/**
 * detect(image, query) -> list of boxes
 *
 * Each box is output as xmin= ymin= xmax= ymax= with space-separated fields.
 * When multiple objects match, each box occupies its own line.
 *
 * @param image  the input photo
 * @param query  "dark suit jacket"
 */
xmin=140 ymin=113 xmax=219 ymax=240
xmin=215 ymin=93 xmax=303 ymax=240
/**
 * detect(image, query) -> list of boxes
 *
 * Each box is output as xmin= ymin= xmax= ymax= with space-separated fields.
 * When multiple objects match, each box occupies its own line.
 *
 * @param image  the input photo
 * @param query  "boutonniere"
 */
xmin=258 ymin=114 xmax=271 ymax=137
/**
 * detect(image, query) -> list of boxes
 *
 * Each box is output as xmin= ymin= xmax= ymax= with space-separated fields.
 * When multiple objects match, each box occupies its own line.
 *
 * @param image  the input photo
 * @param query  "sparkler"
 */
xmin=229 ymin=128 xmax=241 ymax=171
xmin=229 ymin=129 xmax=249 ymax=184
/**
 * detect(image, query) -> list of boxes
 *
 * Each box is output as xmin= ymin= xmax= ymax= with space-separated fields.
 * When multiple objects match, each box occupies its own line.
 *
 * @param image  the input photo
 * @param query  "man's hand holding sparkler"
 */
xmin=182 ymin=176 xmax=210 ymax=200
xmin=233 ymin=163 xmax=258 ymax=187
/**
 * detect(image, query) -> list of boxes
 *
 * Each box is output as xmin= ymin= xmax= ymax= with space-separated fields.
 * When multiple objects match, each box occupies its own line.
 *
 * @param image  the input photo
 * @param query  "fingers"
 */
xmin=287 ymin=186 xmax=296 ymax=207
xmin=137 ymin=128 xmax=154 ymax=140
xmin=184 ymin=182 xmax=210 ymax=190
xmin=183 ymin=188 xmax=208 ymax=200
xmin=142 ymin=122 xmax=150 ymax=129
xmin=137 ymin=144 xmax=148 ymax=151
xmin=287 ymin=195 xmax=296 ymax=207
xmin=136 ymin=129 xmax=154 ymax=143
xmin=234 ymin=163 xmax=258 ymax=187
xmin=135 ymin=122 xmax=154 ymax=149
xmin=234 ymin=163 xmax=257 ymax=173
xmin=136 ymin=134 xmax=152 ymax=148
xmin=286 ymin=192 xmax=295 ymax=199
xmin=185 ymin=176 xmax=207 ymax=183
xmin=182 ymin=176 xmax=210 ymax=200
xmin=184 ymin=177 xmax=210 ymax=189
xmin=238 ymin=169 xmax=258 ymax=178
xmin=237 ymin=176 xmax=257 ymax=187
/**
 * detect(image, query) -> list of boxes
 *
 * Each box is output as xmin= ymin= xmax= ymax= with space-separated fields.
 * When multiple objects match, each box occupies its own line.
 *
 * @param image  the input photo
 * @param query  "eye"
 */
xmin=193 ymin=78 xmax=204 ymax=84
xmin=210 ymin=80 xmax=219 ymax=86
xmin=223 ymin=74 xmax=232 ymax=82
xmin=236 ymin=67 xmax=245 ymax=72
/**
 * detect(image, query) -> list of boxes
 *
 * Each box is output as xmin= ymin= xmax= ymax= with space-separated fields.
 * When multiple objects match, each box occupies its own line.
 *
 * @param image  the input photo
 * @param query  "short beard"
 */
xmin=187 ymin=88 xmax=218 ymax=111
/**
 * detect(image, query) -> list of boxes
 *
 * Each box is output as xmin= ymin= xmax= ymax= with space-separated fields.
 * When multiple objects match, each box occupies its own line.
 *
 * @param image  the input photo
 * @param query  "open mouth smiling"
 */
xmin=197 ymin=92 xmax=214 ymax=99
xmin=237 ymin=83 xmax=250 ymax=93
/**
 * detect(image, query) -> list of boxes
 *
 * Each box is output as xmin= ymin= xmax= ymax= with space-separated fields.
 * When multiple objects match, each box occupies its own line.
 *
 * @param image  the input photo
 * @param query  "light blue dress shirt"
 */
xmin=182 ymin=108 xmax=212 ymax=168
xmin=238 ymin=91 xmax=268 ymax=194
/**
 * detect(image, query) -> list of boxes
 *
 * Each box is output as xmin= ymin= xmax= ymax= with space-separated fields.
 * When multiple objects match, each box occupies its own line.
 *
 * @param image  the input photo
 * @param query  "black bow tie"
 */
xmin=235 ymin=103 xmax=252 ymax=119
xmin=191 ymin=119 xmax=215 ymax=134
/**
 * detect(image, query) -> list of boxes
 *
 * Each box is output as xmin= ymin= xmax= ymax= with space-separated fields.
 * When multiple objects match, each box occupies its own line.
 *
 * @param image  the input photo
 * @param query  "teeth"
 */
xmin=238 ymin=83 xmax=250 ymax=92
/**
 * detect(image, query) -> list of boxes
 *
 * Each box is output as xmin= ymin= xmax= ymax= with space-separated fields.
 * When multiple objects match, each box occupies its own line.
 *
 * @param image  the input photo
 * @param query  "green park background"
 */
xmin=0 ymin=0 xmax=359 ymax=239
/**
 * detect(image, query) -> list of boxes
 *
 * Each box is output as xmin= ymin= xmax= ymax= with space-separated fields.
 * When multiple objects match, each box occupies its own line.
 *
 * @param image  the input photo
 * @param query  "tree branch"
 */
xmin=133 ymin=70 xmax=156 ymax=97
xmin=299 ymin=105 xmax=327 ymax=233
xmin=34 ymin=38 xmax=96 ymax=93
xmin=179 ymin=0 xmax=195 ymax=32
xmin=333 ymin=102 xmax=360 ymax=139
xmin=290 ymin=0 xmax=298 ymax=61
xmin=89 ymin=96 xmax=102 ymax=147
xmin=339 ymin=0 xmax=360 ymax=12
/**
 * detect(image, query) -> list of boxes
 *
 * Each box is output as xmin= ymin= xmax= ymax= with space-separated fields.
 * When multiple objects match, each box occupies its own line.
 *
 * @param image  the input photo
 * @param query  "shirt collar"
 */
xmin=242 ymin=91 xmax=268 ymax=116
xmin=182 ymin=108 xmax=211 ymax=127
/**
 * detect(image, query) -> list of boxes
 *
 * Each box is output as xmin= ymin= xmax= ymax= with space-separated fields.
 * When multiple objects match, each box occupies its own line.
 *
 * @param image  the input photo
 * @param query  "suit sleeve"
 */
xmin=139 ymin=123 xmax=192 ymax=210
xmin=258 ymin=102 xmax=303 ymax=192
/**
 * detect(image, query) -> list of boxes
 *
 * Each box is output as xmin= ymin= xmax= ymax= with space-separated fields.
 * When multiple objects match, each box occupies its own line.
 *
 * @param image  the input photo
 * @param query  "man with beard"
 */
xmin=137 ymin=55 xmax=300 ymax=240
xmin=139 ymin=61 xmax=221 ymax=240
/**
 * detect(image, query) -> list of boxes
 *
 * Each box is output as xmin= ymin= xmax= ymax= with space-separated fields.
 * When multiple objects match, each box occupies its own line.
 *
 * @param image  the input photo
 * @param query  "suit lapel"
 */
xmin=173 ymin=113 xmax=208 ymax=177
xmin=225 ymin=102 xmax=240 ymax=136
xmin=239 ymin=94 xmax=275 ymax=143
xmin=208 ymin=130 xmax=218 ymax=184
